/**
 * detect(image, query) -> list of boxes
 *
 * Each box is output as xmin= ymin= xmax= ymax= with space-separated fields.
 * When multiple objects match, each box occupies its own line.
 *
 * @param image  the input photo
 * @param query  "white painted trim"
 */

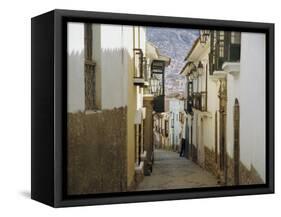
xmin=222 ymin=62 xmax=240 ymax=76
xmin=134 ymin=108 xmax=143 ymax=124
xmin=210 ymin=70 xmax=227 ymax=81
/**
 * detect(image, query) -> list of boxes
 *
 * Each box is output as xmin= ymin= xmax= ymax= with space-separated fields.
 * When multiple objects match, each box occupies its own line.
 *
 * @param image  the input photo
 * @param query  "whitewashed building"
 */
xmin=153 ymin=112 xmax=170 ymax=149
xmin=167 ymin=98 xmax=185 ymax=151
xmin=181 ymin=30 xmax=265 ymax=185
xmin=67 ymin=22 xmax=151 ymax=194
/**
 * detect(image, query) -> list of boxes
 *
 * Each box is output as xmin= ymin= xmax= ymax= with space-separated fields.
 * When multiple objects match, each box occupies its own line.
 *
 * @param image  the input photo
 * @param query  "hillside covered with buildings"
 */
xmin=146 ymin=27 xmax=198 ymax=97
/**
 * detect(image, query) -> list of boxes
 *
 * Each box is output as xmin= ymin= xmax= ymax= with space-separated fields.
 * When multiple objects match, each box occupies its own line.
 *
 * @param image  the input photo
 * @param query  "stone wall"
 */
xmin=227 ymin=154 xmax=264 ymax=185
xmin=204 ymin=147 xmax=218 ymax=177
xmin=204 ymin=147 xmax=264 ymax=186
xmin=67 ymin=107 xmax=127 ymax=195
xmin=239 ymin=161 xmax=264 ymax=185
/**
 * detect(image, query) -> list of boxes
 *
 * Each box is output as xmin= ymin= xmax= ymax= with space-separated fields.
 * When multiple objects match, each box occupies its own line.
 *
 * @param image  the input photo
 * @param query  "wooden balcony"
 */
xmin=133 ymin=48 xmax=149 ymax=87
xmin=193 ymin=92 xmax=207 ymax=112
xmin=184 ymin=99 xmax=193 ymax=114
xmin=153 ymin=95 xmax=165 ymax=113
xmin=209 ymin=31 xmax=241 ymax=74
xmin=185 ymin=92 xmax=207 ymax=113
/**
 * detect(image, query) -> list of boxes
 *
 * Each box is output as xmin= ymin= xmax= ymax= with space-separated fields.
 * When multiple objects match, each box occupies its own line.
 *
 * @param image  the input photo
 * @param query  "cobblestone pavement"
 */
xmin=136 ymin=149 xmax=219 ymax=191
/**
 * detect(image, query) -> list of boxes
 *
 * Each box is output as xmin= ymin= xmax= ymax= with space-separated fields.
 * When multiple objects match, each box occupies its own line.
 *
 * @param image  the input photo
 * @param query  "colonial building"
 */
xmin=180 ymin=30 xmax=265 ymax=185
xmin=167 ymin=97 xmax=185 ymax=151
xmin=151 ymin=98 xmax=185 ymax=152
xmin=67 ymin=23 xmax=167 ymax=194
xmin=153 ymin=112 xmax=170 ymax=149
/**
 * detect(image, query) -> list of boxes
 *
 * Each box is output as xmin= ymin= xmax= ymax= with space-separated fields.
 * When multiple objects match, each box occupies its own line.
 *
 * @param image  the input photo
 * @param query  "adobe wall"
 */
xmin=67 ymin=107 xmax=127 ymax=195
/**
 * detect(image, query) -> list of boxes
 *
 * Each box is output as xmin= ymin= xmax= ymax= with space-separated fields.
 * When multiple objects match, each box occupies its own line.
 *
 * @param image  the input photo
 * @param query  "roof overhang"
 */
xmin=180 ymin=36 xmax=209 ymax=75
xmin=146 ymin=42 xmax=171 ymax=66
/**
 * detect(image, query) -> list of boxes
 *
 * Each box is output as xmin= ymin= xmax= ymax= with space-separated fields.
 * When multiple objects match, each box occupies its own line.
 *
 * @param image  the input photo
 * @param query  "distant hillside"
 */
xmin=146 ymin=27 xmax=198 ymax=96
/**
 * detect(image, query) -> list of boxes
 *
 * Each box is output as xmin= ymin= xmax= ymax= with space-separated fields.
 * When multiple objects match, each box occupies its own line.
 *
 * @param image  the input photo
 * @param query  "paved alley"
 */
xmin=136 ymin=149 xmax=219 ymax=191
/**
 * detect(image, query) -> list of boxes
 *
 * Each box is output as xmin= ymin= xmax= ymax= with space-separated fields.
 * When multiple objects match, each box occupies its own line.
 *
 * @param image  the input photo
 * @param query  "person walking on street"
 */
xmin=179 ymin=112 xmax=187 ymax=157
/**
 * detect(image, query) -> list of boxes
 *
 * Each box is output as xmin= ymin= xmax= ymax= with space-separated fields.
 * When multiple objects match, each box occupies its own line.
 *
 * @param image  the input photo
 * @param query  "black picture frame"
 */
xmin=31 ymin=9 xmax=274 ymax=207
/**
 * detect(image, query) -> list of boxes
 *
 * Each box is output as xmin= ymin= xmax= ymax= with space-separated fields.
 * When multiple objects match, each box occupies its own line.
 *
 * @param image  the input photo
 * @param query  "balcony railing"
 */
xmin=209 ymin=31 xmax=241 ymax=74
xmin=133 ymin=48 xmax=149 ymax=86
xmin=185 ymin=92 xmax=207 ymax=113
xmin=193 ymin=92 xmax=207 ymax=112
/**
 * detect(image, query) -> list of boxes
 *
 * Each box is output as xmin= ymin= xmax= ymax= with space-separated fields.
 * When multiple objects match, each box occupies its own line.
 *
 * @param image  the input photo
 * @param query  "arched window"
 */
xmin=233 ymin=98 xmax=240 ymax=185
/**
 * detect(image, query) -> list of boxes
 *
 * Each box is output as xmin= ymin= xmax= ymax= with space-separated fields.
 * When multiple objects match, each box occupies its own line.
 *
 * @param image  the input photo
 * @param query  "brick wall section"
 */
xmin=67 ymin=107 xmax=127 ymax=195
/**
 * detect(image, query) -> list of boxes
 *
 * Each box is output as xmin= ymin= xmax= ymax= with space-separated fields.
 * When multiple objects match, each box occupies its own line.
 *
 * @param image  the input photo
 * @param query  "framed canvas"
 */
xmin=31 ymin=9 xmax=274 ymax=207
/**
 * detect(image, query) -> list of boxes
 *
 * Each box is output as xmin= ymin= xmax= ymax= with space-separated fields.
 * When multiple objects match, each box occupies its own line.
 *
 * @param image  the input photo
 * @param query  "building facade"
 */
xmin=153 ymin=112 xmax=170 ymax=149
xmin=67 ymin=23 xmax=164 ymax=194
xmin=168 ymin=97 xmax=185 ymax=151
xmin=181 ymin=30 xmax=265 ymax=185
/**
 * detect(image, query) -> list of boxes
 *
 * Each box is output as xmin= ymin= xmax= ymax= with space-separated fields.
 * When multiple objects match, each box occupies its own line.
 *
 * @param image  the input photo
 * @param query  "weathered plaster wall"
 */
xmin=67 ymin=107 xmax=127 ymax=194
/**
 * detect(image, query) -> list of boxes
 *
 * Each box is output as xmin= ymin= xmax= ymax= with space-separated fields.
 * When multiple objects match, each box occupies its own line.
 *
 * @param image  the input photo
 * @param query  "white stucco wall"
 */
xmin=185 ymin=33 xmax=265 ymax=181
xmin=67 ymin=23 xmax=142 ymax=112
xmin=67 ymin=22 xmax=85 ymax=113
xmin=100 ymin=24 xmax=130 ymax=109
xmin=190 ymin=46 xmax=218 ymax=153
xmin=226 ymin=32 xmax=266 ymax=181
xmin=200 ymin=52 xmax=219 ymax=153
xmin=205 ymin=79 xmax=219 ymax=151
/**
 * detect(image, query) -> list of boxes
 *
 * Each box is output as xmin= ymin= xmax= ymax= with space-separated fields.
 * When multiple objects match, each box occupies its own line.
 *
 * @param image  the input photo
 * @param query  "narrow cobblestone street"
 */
xmin=137 ymin=149 xmax=219 ymax=191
